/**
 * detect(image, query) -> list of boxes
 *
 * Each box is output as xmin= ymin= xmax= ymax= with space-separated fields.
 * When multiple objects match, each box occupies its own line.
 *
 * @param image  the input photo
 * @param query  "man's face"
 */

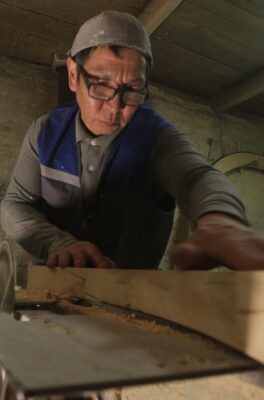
xmin=67 ymin=46 xmax=147 ymax=135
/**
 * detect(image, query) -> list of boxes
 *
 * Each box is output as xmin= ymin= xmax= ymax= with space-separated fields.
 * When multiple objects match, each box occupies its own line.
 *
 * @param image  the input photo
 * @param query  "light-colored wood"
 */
xmin=27 ymin=266 xmax=87 ymax=296
xmin=27 ymin=267 xmax=264 ymax=363
xmin=214 ymin=152 xmax=264 ymax=174
xmin=139 ymin=0 xmax=184 ymax=34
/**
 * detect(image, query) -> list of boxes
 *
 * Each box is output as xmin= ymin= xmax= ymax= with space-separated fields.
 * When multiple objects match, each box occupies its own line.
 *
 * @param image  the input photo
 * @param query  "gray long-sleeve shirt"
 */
xmin=1 ymin=109 xmax=247 ymax=265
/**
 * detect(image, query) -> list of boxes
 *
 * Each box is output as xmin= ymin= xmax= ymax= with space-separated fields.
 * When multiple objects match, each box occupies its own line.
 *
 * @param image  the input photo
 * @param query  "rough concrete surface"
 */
xmin=0 ymin=56 xmax=57 ymax=268
xmin=0 ymin=57 xmax=57 ymax=185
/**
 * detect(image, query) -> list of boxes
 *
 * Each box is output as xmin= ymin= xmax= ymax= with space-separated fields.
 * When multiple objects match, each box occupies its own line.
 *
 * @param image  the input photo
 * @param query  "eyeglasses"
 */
xmin=78 ymin=64 xmax=148 ymax=106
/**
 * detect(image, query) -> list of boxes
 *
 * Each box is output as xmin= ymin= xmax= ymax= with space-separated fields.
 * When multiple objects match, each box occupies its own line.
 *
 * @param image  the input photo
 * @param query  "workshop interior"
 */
xmin=0 ymin=1 xmax=264 ymax=399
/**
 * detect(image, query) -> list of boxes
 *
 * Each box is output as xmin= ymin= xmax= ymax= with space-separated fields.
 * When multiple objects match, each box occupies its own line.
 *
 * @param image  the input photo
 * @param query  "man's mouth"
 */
xmin=102 ymin=120 xmax=120 ymax=127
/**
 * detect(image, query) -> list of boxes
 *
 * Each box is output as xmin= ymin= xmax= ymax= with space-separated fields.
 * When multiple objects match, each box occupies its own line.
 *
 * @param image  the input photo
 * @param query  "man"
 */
xmin=1 ymin=11 xmax=264 ymax=270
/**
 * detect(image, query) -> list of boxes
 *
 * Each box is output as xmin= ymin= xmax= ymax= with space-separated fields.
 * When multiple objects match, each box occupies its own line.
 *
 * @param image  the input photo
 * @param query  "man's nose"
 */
xmin=106 ymin=93 xmax=125 ymax=111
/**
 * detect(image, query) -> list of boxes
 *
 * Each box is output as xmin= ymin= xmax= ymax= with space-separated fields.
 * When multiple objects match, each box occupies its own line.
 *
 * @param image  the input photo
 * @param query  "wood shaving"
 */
xmin=16 ymin=289 xmax=180 ymax=336
xmin=15 ymin=288 xmax=58 ymax=304
xmin=56 ymin=299 xmax=180 ymax=336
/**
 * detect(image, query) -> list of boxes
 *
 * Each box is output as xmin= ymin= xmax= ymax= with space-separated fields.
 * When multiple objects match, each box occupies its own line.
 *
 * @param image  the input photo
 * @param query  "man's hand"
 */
xmin=47 ymin=241 xmax=116 ymax=268
xmin=169 ymin=213 xmax=264 ymax=270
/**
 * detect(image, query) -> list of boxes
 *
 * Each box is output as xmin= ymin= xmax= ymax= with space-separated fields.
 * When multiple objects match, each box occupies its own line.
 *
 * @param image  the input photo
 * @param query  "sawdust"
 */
xmin=16 ymin=289 xmax=182 ymax=337
xmin=15 ymin=288 xmax=58 ymax=304
xmin=56 ymin=299 xmax=180 ymax=336
xmin=119 ymin=371 xmax=264 ymax=400
xmin=16 ymin=290 xmax=180 ymax=336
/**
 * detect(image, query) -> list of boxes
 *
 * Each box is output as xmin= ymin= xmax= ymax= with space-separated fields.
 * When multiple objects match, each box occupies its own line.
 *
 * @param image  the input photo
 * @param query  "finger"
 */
xmin=82 ymin=243 xmax=115 ymax=268
xmin=47 ymin=253 xmax=59 ymax=267
xmin=57 ymin=251 xmax=72 ymax=267
xmin=169 ymin=242 xmax=217 ymax=270
xmin=72 ymin=250 xmax=89 ymax=268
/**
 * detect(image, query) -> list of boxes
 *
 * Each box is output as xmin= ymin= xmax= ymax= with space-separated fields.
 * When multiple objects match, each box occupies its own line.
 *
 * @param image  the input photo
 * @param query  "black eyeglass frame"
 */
xmin=77 ymin=64 xmax=149 ymax=106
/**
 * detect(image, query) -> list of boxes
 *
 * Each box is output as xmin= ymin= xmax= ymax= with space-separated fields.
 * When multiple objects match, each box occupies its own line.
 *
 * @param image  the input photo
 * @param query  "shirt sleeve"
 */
xmin=152 ymin=128 xmax=247 ymax=224
xmin=1 ymin=117 xmax=78 ymax=261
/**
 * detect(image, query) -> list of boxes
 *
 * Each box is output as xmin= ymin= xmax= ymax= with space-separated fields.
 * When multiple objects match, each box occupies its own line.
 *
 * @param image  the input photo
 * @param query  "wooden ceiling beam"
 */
xmin=139 ymin=0 xmax=185 ymax=34
xmin=212 ymin=69 xmax=264 ymax=112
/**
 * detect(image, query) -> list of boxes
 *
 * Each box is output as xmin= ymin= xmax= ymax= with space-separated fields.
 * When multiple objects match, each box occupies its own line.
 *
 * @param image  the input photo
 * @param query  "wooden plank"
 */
xmin=27 ymin=267 xmax=264 ymax=364
xmin=229 ymin=0 xmax=264 ymax=19
xmin=139 ymin=0 xmax=184 ymax=34
xmin=150 ymin=0 xmax=264 ymax=97
xmin=2 ymin=0 xmax=149 ymax=26
xmin=151 ymin=34 xmax=243 ymax=81
xmin=156 ymin=13 xmax=262 ymax=72
xmin=0 ymin=0 xmax=149 ymax=65
xmin=177 ymin=1 xmax=264 ymax=55
xmin=151 ymin=37 xmax=246 ymax=97
xmin=26 ymin=266 xmax=87 ymax=296
xmin=190 ymin=0 xmax=264 ymax=41
xmin=212 ymin=70 xmax=264 ymax=112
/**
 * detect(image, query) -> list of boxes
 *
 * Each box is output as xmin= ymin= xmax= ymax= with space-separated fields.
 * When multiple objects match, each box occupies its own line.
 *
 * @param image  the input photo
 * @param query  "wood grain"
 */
xmin=27 ymin=266 xmax=264 ymax=363
xmin=139 ymin=0 xmax=184 ymax=34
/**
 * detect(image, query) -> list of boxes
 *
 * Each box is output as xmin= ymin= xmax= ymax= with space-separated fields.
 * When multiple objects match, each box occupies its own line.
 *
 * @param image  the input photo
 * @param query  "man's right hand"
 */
xmin=47 ymin=241 xmax=116 ymax=268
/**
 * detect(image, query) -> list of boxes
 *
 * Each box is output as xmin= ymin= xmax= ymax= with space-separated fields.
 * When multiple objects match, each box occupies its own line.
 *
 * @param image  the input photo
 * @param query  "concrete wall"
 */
xmin=0 ymin=56 xmax=57 ymax=270
xmin=149 ymin=83 xmax=264 ymax=231
xmin=149 ymin=83 xmax=264 ymax=161
xmin=1 ymin=57 xmax=264 ymax=268
xmin=0 ymin=56 xmax=57 ymax=190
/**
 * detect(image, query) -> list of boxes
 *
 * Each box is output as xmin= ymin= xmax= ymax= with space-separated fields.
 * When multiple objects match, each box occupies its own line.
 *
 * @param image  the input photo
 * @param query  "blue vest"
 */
xmin=38 ymin=102 xmax=173 ymax=192
xmin=38 ymin=103 xmax=175 ymax=268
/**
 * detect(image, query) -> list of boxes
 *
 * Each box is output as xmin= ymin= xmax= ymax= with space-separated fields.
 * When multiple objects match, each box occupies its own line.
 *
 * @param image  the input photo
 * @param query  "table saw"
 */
xmin=0 ymin=242 xmax=263 ymax=399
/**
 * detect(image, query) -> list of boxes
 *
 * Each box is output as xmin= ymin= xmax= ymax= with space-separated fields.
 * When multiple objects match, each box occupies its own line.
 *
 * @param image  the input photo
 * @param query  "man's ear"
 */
xmin=67 ymin=57 xmax=78 ymax=92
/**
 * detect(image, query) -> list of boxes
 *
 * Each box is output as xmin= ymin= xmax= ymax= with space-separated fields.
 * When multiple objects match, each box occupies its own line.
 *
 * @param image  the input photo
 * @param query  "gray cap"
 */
xmin=69 ymin=10 xmax=153 ymax=67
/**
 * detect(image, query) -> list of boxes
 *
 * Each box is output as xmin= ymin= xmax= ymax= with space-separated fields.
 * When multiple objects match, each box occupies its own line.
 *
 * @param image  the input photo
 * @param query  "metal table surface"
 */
xmin=0 ymin=303 xmax=261 ymax=398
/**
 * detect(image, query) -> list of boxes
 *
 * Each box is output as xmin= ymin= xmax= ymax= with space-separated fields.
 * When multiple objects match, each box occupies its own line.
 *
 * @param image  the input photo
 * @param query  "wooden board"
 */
xmin=139 ymin=0 xmax=184 ymax=34
xmin=0 ymin=1 xmax=149 ymax=65
xmin=27 ymin=267 xmax=264 ymax=364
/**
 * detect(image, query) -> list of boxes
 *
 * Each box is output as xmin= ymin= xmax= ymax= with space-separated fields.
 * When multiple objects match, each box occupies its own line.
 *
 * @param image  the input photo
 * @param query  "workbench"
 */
xmin=0 ymin=297 xmax=263 ymax=400
xmin=1 ymin=261 xmax=264 ymax=400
